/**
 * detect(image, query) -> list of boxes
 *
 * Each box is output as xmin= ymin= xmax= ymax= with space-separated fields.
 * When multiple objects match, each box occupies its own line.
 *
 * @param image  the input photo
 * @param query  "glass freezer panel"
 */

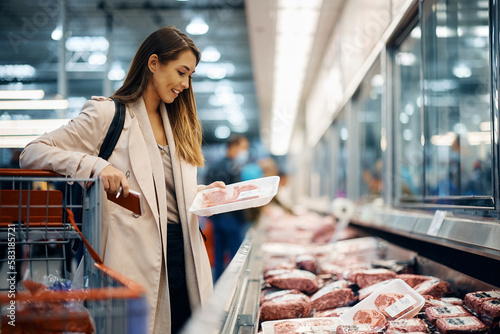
xmin=393 ymin=23 xmax=424 ymax=200
xmin=353 ymin=62 xmax=383 ymax=200
xmin=421 ymin=0 xmax=492 ymax=198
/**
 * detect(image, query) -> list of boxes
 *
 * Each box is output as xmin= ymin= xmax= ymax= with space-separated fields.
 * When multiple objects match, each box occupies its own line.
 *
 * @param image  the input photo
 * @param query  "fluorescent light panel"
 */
xmin=269 ymin=0 xmax=323 ymax=155
xmin=0 ymin=119 xmax=70 ymax=135
xmin=0 ymin=136 xmax=39 ymax=148
xmin=0 ymin=100 xmax=69 ymax=110
xmin=0 ymin=90 xmax=45 ymax=100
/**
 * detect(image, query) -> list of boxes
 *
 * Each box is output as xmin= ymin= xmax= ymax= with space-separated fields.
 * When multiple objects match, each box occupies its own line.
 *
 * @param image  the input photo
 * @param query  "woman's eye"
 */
xmin=178 ymin=71 xmax=186 ymax=76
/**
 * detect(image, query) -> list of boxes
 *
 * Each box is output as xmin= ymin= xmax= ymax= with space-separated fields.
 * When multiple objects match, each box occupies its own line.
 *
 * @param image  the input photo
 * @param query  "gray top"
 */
xmin=158 ymin=143 xmax=180 ymax=224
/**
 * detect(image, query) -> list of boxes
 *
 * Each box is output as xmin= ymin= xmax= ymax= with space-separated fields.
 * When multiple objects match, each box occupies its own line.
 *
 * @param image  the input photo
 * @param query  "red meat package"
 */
xmin=190 ymin=176 xmax=280 ymax=216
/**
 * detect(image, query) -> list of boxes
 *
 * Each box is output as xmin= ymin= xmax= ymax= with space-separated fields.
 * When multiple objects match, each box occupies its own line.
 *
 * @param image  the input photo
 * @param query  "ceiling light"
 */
xmin=0 ymin=65 xmax=36 ymax=81
xmin=108 ymin=62 xmax=125 ymax=81
xmin=0 ymin=135 xmax=39 ymax=148
xmin=396 ymin=52 xmax=416 ymax=66
xmin=0 ymin=90 xmax=44 ymax=99
xmin=232 ymin=120 xmax=249 ymax=133
xmin=371 ymin=74 xmax=384 ymax=87
xmin=403 ymin=129 xmax=413 ymax=141
xmin=201 ymin=46 xmax=220 ymax=62
xmin=467 ymin=131 xmax=490 ymax=145
xmin=186 ymin=17 xmax=209 ymax=35
xmin=479 ymin=122 xmax=490 ymax=131
xmin=207 ymin=68 xmax=227 ymax=79
xmin=88 ymin=53 xmax=107 ymax=66
xmin=51 ymin=26 xmax=63 ymax=41
xmin=436 ymin=26 xmax=456 ymax=38
xmin=0 ymin=119 xmax=70 ymax=135
xmin=430 ymin=132 xmax=457 ymax=146
xmin=66 ymin=36 xmax=109 ymax=52
xmin=214 ymin=125 xmax=231 ymax=139
xmin=0 ymin=100 xmax=69 ymax=110
xmin=228 ymin=113 xmax=245 ymax=126
xmin=453 ymin=64 xmax=472 ymax=78
xmin=269 ymin=0 xmax=323 ymax=155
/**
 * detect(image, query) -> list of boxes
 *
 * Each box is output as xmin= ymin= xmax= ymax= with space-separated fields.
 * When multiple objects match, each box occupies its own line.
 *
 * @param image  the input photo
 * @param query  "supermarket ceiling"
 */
xmin=0 ymin=0 xmax=258 ymax=144
xmin=0 ymin=0 xmax=343 ymax=148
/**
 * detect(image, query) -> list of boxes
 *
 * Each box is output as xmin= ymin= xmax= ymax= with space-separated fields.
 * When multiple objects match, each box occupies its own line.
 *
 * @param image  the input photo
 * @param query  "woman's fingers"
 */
xmin=206 ymin=181 xmax=226 ymax=189
xmin=120 ymin=174 xmax=130 ymax=197
xmin=99 ymin=165 xmax=126 ymax=194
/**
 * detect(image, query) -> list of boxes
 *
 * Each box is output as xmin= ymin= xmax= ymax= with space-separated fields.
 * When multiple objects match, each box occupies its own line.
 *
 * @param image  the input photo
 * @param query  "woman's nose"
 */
xmin=182 ymin=77 xmax=190 ymax=89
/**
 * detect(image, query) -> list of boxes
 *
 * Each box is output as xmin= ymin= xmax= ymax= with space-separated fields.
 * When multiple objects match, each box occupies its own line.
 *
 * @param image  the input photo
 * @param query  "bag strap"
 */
xmin=98 ymin=98 xmax=125 ymax=160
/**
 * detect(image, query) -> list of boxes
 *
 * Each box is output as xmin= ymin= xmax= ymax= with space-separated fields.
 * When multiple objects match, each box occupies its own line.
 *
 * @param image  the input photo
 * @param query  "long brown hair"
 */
xmin=112 ymin=26 xmax=204 ymax=167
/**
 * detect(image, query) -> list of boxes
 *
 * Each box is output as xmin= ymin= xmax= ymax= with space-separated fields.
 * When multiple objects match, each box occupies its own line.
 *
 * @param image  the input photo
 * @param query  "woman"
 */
xmin=20 ymin=26 xmax=221 ymax=334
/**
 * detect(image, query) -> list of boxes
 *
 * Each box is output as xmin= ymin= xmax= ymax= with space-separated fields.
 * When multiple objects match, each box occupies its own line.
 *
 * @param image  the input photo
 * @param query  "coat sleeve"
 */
xmin=19 ymin=99 xmax=114 ymax=179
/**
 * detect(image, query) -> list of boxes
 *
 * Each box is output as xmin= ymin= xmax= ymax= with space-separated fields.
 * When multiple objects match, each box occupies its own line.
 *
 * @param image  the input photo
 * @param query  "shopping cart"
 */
xmin=0 ymin=169 xmax=148 ymax=333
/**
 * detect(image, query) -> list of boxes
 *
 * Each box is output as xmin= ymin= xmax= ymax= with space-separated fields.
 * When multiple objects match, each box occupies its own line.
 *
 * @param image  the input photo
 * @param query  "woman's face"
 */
xmin=149 ymin=50 xmax=197 ymax=104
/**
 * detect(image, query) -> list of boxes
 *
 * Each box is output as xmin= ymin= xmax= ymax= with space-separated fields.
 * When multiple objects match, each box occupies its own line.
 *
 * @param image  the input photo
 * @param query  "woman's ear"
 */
xmin=148 ymin=54 xmax=159 ymax=73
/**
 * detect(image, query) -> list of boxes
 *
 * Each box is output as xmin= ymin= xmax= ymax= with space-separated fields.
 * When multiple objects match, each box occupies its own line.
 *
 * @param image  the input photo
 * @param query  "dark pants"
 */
xmin=167 ymin=224 xmax=191 ymax=334
xmin=211 ymin=213 xmax=245 ymax=281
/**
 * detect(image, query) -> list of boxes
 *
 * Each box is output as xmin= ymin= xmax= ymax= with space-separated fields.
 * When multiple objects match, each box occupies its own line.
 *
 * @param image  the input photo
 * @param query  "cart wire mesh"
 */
xmin=0 ymin=169 xmax=148 ymax=333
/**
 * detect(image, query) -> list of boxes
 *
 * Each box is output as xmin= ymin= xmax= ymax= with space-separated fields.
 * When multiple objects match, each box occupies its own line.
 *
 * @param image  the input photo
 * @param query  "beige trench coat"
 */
xmin=19 ymin=96 xmax=213 ymax=334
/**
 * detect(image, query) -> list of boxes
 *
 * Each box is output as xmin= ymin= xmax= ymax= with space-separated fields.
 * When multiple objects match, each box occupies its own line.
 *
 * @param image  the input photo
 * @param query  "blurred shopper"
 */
xmin=204 ymin=135 xmax=249 ymax=280
xmin=20 ymin=26 xmax=223 ymax=334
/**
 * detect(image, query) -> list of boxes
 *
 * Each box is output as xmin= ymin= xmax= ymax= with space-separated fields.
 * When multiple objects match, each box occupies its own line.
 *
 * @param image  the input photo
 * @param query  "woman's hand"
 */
xmin=198 ymin=181 xmax=226 ymax=192
xmin=99 ymin=165 xmax=130 ymax=197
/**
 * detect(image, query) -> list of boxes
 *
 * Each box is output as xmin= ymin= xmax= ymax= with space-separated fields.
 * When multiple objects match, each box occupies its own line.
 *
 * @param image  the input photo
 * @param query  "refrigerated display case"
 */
xmin=181 ymin=206 xmax=499 ymax=334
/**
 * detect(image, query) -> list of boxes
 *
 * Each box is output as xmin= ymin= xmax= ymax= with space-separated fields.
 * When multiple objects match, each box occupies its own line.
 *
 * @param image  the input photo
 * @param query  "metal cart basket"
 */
xmin=0 ymin=169 xmax=148 ymax=333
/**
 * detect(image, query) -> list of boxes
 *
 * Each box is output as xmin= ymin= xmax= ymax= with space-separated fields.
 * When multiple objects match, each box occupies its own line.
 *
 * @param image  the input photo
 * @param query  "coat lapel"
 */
xmin=128 ymin=115 xmax=157 ymax=216
xmin=129 ymin=98 xmax=167 ymax=225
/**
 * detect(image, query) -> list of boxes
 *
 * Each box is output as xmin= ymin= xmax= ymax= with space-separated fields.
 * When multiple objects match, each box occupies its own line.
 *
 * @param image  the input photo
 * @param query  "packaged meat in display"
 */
xmin=358 ymin=280 xmax=394 ymax=301
xmin=352 ymin=309 xmax=387 ymax=330
xmin=351 ymin=269 xmax=398 ymax=289
xmin=266 ymin=269 xmax=320 ymax=294
xmin=479 ymin=299 xmax=500 ymax=325
xmin=336 ymin=324 xmax=378 ymax=334
xmin=441 ymin=297 xmax=464 ymax=306
xmin=296 ymin=254 xmax=318 ymax=273
xmin=261 ymin=289 xmax=302 ymax=304
xmin=423 ymin=295 xmax=452 ymax=310
xmin=260 ymin=317 xmax=342 ymax=334
xmin=397 ymin=274 xmax=434 ymax=288
xmin=311 ymin=217 xmax=336 ymax=244
xmin=385 ymin=318 xmax=428 ymax=333
xmin=374 ymin=292 xmax=409 ymax=319
xmin=385 ymin=330 xmax=427 ymax=334
xmin=339 ymin=279 xmax=425 ymax=327
xmin=314 ymin=307 xmax=352 ymax=318
xmin=265 ymin=268 xmax=295 ymax=280
xmin=425 ymin=306 xmax=471 ymax=324
xmin=435 ymin=316 xmax=488 ymax=334
xmin=189 ymin=176 xmax=279 ymax=216
xmin=311 ymin=286 xmax=356 ymax=311
xmin=464 ymin=291 xmax=500 ymax=314
xmin=414 ymin=279 xmax=452 ymax=298
xmin=259 ymin=293 xmax=312 ymax=322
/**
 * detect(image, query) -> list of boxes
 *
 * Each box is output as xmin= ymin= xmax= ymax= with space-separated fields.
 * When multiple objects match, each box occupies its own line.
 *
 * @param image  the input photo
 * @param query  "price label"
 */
xmin=427 ymin=210 xmax=446 ymax=236
xmin=386 ymin=295 xmax=417 ymax=318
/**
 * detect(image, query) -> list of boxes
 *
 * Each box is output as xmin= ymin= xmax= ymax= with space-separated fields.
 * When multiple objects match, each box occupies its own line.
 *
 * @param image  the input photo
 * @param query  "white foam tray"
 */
xmin=189 ymin=176 xmax=280 ymax=216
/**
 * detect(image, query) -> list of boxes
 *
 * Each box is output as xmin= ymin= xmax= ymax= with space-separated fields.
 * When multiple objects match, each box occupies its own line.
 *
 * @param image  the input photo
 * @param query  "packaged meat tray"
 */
xmin=464 ymin=290 xmax=500 ymax=315
xmin=425 ymin=305 xmax=471 ymax=324
xmin=435 ymin=316 xmax=488 ymax=334
xmin=339 ymin=279 xmax=425 ymax=330
xmin=261 ymin=317 xmax=343 ymax=334
xmin=189 ymin=176 xmax=279 ymax=216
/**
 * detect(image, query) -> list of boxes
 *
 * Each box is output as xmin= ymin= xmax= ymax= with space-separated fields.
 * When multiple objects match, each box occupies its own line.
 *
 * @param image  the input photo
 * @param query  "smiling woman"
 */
xmin=19 ymin=26 xmax=219 ymax=334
